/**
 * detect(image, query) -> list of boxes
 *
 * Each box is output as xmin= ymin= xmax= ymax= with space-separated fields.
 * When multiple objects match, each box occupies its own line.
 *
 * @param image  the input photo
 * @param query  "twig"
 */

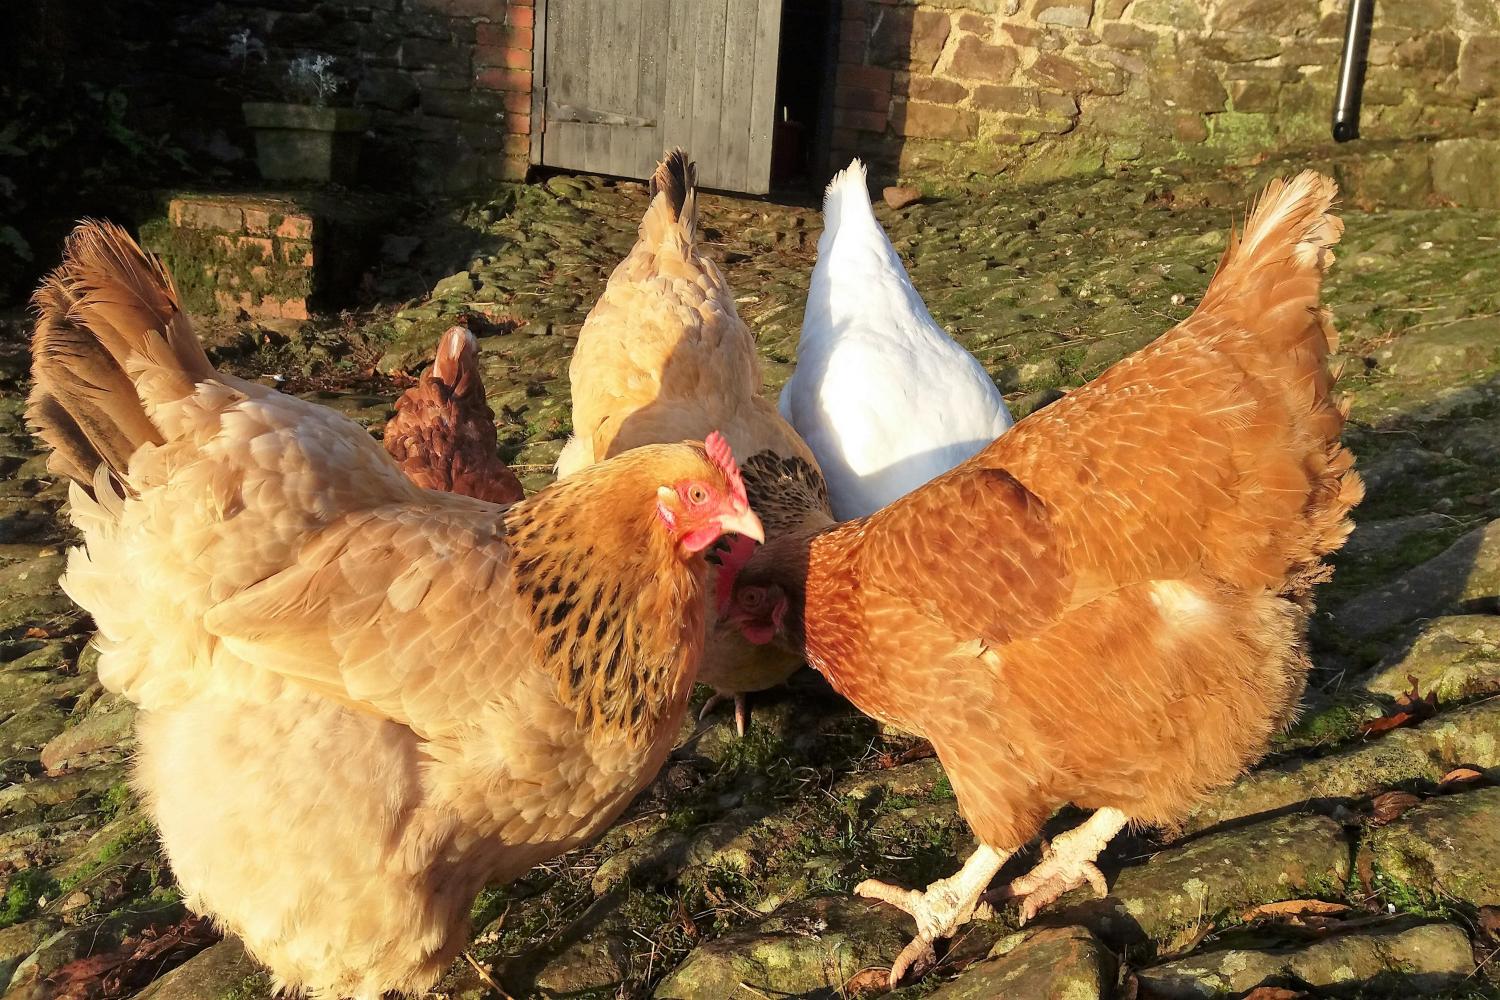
xmin=463 ymin=950 xmax=515 ymax=1000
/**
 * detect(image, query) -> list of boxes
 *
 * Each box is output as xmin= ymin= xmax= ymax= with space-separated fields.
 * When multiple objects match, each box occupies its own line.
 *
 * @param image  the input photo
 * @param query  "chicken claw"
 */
xmin=994 ymin=808 xmax=1128 ymax=923
xmin=855 ymin=844 xmax=1011 ymax=986
xmin=697 ymin=692 xmax=749 ymax=737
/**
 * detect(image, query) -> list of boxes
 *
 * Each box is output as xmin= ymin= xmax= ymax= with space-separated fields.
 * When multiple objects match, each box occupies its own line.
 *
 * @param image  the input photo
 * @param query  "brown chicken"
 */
xmin=722 ymin=173 xmax=1362 ymax=983
xmin=558 ymin=149 xmax=831 ymax=735
xmin=383 ymin=324 xmax=524 ymax=505
xmin=26 ymin=221 xmax=763 ymax=998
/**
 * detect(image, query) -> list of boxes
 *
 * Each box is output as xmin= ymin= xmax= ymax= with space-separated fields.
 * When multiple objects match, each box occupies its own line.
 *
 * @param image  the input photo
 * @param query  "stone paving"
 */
xmin=0 ymin=150 xmax=1498 ymax=999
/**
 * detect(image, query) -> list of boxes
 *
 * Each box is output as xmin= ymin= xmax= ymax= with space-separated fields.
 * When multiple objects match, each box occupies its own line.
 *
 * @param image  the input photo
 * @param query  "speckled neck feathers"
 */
xmin=504 ymin=473 xmax=703 ymax=745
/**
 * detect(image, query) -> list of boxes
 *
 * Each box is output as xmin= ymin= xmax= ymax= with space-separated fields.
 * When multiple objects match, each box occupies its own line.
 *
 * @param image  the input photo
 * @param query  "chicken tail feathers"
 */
xmin=1197 ymin=172 xmax=1362 ymax=596
xmin=27 ymin=220 xmax=216 ymax=493
xmin=820 ymin=158 xmax=876 ymax=246
xmin=648 ymin=147 xmax=698 ymax=241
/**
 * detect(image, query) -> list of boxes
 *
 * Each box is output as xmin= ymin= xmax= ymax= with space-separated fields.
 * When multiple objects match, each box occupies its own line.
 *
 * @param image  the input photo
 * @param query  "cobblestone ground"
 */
xmin=0 ymin=151 xmax=1498 ymax=1000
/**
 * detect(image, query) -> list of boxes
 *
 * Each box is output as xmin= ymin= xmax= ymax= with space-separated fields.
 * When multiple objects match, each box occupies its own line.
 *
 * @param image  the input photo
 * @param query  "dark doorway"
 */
xmin=770 ymin=0 xmax=839 ymax=192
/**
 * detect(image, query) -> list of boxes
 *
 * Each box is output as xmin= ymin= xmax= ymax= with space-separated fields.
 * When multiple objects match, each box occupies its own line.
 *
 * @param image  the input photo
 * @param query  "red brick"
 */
xmin=842 ymin=0 xmax=868 ymax=23
xmin=839 ymin=34 xmax=866 ymax=62
xmin=507 ymin=4 xmax=534 ymax=26
xmin=502 ymin=90 xmax=531 ymax=113
xmin=509 ymin=0 xmax=532 ymax=6
xmin=837 ymin=63 xmax=892 ymax=91
xmin=275 ymin=215 xmax=315 ymax=240
xmin=835 ymin=107 xmax=888 ymax=132
xmin=476 ymin=67 xmax=532 ymax=93
xmin=835 ymin=85 xmax=891 ymax=113
xmin=830 ymin=126 xmax=861 ymax=151
xmin=502 ymin=133 xmax=531 ymax=155
xmin=170 ymin=199 xmax=243 ymax=233
xmin=475 ymin=22 xmax=512 ymax=46
xmin=474 ymin=45 xmax=532 ymax=70
xmin=280 ymin=243 xmax=314 ymax=268
xmin=506 ymin=113 xmax=531 ymax=134
xmin=263 ymin=298 xmax=310 ymax=321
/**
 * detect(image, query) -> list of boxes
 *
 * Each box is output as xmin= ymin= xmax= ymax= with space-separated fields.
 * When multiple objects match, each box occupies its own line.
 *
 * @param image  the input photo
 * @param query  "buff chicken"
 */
xmin=558 ymin=149 xmax=832 ymax=735
xmin=722 ymin=173 xmax=1362 ymax=984
xmin=26 ymin=221 xmax=762 ymax=998
xmin=383 ymin=324 xmax=524 ymax=505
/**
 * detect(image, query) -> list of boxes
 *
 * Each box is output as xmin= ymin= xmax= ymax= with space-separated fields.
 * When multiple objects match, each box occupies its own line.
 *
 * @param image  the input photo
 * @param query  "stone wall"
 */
xmin=13 ymin=0 xmax=535 ymax=196
xmin=831 ymin=0 xmax=1500 ymax=183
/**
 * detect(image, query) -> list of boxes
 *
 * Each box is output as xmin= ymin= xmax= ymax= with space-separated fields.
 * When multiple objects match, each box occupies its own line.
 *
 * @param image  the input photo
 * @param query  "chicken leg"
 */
xmin=856 ymin=843 xmax=1013 ymax=985
xmin=698 ymin=692 xmax=749 ymax=737
xmin=991 ymin=808 xmax=1128 ymax=922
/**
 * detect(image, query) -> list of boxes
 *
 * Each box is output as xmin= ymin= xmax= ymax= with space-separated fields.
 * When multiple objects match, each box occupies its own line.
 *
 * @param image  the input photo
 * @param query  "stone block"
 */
xmin=1032 ymin=0 xmax=1094 ymax=29
xmin=1214 ymin=0 xmax=1318 ymax=34
xmin=1458 ymin=36 xmax=1500 ymax=96
xmin=1027 ymin=52 xmax=1124 ymax=95
xmin=870 ymin=7 xmax=951 ymax=71
xmin=972 ymin=84 xmax=1038 ymax=113
xmin=1153 ymin=63 xmax=1229 ymax=113
xmin=950 ymin=34 xmax=1019 ymax=83
xmin=1229 ymin=78 xmax=1280 ymax=112
xmin=906 ymin=76 xmax=969 ymax=103
xmin=1100 ymin=22 xmax=1159 ymax=49
xmin=894 ymin=100 xmax=978 ymax=140
xmin=1432 ymin=137 xmax=1500 ymax=209
xmin=1131 ymin=0 xmax=1204 ymax=29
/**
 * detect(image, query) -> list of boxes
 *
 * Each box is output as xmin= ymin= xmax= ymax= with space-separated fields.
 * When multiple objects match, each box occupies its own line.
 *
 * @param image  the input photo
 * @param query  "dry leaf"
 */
xmin=874 ymin=740 xmax=936 ymax=770
xmin=844 ymin=967 xmax=891 ymax=996
xmin=1439 ymin=766 xmax=1486 ymax=790
xmin=1477 ymin=906 xmax=1500 ymax=944
xmin=1243 ymin=989 xmax=1306 ymax=1000
xmin=23 ymin=627 xmax=51 ymax=639
xmin=44 ymin=914 xmax=219 ymax=1000
xmin=1358 ymin=675 xmax=1438 ymax=737
xmin=1242 ymin=899 xmax=1351 ymax=922
xmin=1370 ymin=791 xmax=1422 ymax=826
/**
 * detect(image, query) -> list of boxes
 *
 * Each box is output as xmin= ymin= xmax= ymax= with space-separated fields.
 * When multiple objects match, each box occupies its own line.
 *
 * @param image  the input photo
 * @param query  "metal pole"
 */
xmin=1332 ymin=0 xmax=1376 ymax=142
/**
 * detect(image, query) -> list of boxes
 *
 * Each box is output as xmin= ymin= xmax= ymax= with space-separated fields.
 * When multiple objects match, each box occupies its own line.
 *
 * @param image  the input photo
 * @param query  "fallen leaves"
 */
xmin=843 ymin=967 xmax=891 ymax=996
xmin=1439 ymin=766 xmax=1488 ymax=790
xmin=44 ymin=914 xmax=220 ymax=1000
xmin=1242 ymin=988 xmax=1307 ymax=1000
xmin=1357 ymin=676 xmax=1437 ymax=737
xmin=1241 ymin=899 xmax=1351 ymax=933
xmin=873 ymin=740 xmax=936 ymax=770
xmin=1369 ymin=790 xmax=1422 ymax=826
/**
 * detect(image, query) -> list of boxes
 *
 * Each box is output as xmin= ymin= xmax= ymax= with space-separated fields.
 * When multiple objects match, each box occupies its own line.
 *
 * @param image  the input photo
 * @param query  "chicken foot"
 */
xmin=988 ymin=807 xmax=1129 ymax=923
xmin=698 ymin=692 xmax=749 ymax=737
xmin=856 ymin=843 xmax=1013 ymax=985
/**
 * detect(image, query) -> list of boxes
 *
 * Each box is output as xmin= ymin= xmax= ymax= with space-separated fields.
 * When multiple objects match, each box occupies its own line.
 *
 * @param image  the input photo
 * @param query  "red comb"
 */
xmin=704 ymin=431 xmax=747 ymax=505
xmin=714 ymin=533 xmax=759 ymax=614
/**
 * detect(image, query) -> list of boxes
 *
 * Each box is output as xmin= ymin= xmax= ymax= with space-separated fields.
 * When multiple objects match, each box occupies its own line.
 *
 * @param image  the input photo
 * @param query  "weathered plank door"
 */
xmin=533 ymin=0 xmax=784 ymax=194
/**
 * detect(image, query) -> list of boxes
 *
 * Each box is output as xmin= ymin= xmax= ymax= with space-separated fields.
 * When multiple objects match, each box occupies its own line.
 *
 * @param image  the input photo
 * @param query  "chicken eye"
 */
xmin=740 ymin=587 xmax=764 ymax=610
xmin=687 ymin=484 xmax=710 ymax=506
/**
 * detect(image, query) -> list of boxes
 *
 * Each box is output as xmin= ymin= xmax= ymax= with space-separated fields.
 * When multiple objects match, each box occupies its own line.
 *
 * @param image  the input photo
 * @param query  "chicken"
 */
xmin=558 ymin=149 xmax=832 ymax=735
xmin=383 ymin=324 xmax=524 ymax=504
xmin=26 ymin=221 xmax=763 ymax=999
xmin=722 ymin=173 xmax=1362 ymax=984
xmin=779 ymin=159 xmax=1014 ymax=520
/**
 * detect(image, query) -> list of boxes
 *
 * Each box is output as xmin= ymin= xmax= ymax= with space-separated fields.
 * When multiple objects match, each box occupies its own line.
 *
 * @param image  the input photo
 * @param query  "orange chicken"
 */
xmin=384 ymin=325 xmax=524 ymax=505
xmin=722 ymin=173 xmax=1362 ymax=983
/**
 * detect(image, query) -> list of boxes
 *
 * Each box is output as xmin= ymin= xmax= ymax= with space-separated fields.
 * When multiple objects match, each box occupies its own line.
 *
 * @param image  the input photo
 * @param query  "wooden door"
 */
xmin=533 ymin=0 xmax=784 ymax=194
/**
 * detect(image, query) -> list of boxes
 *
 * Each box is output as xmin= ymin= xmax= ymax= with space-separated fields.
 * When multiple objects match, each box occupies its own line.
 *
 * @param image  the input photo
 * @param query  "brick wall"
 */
xmin=831 ymin=0 xmax=1500 ymax=182
xmin=16 ymin=0 xmax=537 ymax=196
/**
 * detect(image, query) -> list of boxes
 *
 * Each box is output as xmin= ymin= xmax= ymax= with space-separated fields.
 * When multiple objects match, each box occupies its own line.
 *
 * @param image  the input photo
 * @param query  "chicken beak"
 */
xmin=716 ymin=505 xmax=765 ymax=545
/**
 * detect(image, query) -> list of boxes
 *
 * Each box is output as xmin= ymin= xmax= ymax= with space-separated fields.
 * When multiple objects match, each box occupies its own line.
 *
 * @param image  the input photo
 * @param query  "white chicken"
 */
xmin=779 ymin=159 xmax=1014 ymax=520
